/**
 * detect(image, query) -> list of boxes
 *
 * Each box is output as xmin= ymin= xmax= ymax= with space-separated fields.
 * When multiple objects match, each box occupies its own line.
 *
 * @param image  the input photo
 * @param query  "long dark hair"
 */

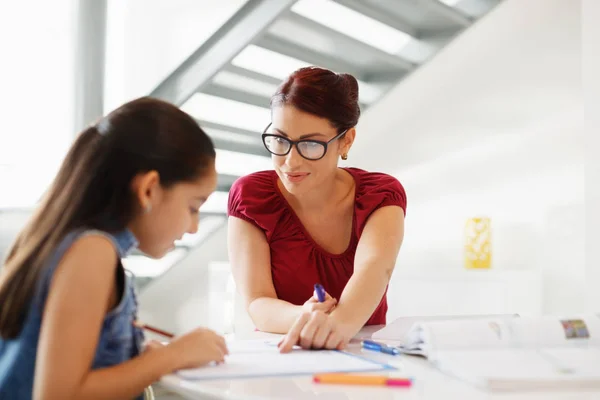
xmin=270 ymin=66 xmax=361 ymax=132
xmin=0 ymin=97 xmax=215 ymax=338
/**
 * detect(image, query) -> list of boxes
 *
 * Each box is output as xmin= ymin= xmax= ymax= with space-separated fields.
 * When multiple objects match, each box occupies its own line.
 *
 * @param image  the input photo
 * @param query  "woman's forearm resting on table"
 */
xmin=248 ymin=296 xmax=304 ymax=334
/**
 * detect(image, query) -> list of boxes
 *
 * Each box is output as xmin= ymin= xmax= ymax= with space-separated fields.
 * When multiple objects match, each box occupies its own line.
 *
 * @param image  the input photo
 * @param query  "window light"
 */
xmin=291 ymin=0 xmax=413 ymax=55
xmin=438 ymin=0 xmax=462 ymax=6
xmin=215 ymin=149 xmax=272 ymax=177
xmin=123 ymin=248 xmax=187 ymax=278
xmin=0 ymin=164 xmax=55 ymax=208
xmin=200 ymin=191 xmax=229 ymax=214
xmin=175 ymin=215 xmax=226 ymax=247
xmin=232 ymin=45 xmax=382 ymax=104
xmin=232 ymin=45 xmax=309 ymax=80
xmin=212 ymin=70 xmax=278 ymax=98
xmin=204 ymin=127 xmax=257 ymax=145
xmin=181 ymin=93 xmax=270 ymax=132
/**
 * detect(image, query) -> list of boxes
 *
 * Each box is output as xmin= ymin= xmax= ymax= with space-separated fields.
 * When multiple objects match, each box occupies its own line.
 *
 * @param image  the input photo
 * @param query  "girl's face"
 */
xmin=129 ymin=163 xmax=218 ymax=258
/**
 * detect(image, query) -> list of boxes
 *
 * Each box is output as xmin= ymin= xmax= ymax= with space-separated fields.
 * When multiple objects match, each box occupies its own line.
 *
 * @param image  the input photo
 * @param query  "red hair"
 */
xmin=270 ymin=67 xmax=360 ymax=132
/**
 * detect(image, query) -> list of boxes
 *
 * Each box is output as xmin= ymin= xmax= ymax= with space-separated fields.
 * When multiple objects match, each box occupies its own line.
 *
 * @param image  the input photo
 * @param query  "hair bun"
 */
xmin=339 ymin=73 xmax=359 ymax=101
xmin=271 ymin=67 xmax=361 ymax=130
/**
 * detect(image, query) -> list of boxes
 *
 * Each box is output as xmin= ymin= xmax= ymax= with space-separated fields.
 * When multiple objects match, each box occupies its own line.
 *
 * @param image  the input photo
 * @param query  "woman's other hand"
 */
xmin=277 ymin=310 xmax=351 ymax=353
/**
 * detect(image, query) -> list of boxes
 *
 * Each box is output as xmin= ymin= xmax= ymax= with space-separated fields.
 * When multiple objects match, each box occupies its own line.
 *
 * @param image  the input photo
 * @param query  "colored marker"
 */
xmin=313 ymin=373 xmax=412 ymax=387
xmin=314 ymin=283 xmax=326 ymax=302
xmin=362 ymin=340 xmax=400 ymax=356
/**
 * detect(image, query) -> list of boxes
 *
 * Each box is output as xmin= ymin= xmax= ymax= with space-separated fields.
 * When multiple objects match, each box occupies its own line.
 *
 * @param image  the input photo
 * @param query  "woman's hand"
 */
xmin=302 ymin=289 xmax=337 ymax=314
xmin=277 ymin=310 xmax=352 ymax=353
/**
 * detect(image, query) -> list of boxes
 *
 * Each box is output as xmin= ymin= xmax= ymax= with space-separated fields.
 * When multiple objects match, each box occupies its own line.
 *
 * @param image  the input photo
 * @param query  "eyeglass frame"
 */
xmin=261 ymin=123 xmax=348 ymax=161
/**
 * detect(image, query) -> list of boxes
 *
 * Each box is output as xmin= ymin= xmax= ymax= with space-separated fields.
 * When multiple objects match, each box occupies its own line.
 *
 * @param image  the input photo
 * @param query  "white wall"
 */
xmin=583 ymin=0 xmax=600 ymax=313
xmin=0 ymin=210 xmax=32 ymax=262
xmin=352 ymin=0 xmax=585 ymax=315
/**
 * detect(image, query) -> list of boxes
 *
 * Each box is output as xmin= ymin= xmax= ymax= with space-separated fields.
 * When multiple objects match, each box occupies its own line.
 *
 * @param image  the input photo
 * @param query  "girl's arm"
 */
xmin=34 ymin=235 xmax=226 ymax=400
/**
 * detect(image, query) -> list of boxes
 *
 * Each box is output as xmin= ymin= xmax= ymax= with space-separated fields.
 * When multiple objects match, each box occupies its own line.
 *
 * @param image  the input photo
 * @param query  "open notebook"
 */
xmin=176 ymin=340 xmax=393 ymax=380
xmin=397 ymin=314 xmax=600 ymax=391
xmin=372 ymin=313 xmax=518 ymax=345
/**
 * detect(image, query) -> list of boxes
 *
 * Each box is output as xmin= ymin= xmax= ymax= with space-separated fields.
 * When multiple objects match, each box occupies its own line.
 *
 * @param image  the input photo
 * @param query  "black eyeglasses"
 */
xmin=261 ymin=123 xmax=347 ymax=161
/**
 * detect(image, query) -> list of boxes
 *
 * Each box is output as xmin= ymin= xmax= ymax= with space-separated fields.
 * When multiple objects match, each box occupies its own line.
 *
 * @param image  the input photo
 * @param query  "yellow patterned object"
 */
xmin=464 ymin=217 xmax=492 ymax=269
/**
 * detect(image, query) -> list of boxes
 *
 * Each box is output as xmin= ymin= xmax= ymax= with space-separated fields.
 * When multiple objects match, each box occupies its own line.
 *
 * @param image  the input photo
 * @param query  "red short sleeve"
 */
xmin=367 ymin=174 xmax=406 ymax=214
xmin=227 ymin=170 xmax=282 ymax=240
xmin=349 ymin=168 xmax=407 ymax=236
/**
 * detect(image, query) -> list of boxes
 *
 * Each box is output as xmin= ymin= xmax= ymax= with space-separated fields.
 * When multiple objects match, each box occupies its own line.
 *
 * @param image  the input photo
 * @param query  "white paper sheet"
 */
xmin=372 ymin=314 xmax=517 ymax=343
xmin=177 ymin=340 xmax=390 ymax=380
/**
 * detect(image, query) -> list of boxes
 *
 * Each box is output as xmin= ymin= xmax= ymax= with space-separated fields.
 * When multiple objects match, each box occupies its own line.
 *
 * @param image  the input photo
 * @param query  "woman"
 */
xmin=227 ymin=67 xmax=406 ymax=352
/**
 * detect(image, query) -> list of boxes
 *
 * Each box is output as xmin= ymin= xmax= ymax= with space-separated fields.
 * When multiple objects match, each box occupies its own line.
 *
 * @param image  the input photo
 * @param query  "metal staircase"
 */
xmin=128 ymin=0 xmax=504 ymax=288
xmin=1 ymin=0 xmax=503 ymax=290
xmin=150 ymin=0 xmax=502 ymax=188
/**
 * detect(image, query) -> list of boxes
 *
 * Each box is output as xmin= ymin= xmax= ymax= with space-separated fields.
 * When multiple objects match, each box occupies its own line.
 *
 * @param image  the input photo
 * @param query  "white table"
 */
xmin=159 ymin=326 xmax=599 ymax=400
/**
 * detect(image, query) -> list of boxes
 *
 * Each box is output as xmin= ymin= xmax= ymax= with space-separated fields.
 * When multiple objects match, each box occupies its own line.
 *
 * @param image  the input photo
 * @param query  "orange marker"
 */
xmin=313 ymin=373 xmax=412 ymax=387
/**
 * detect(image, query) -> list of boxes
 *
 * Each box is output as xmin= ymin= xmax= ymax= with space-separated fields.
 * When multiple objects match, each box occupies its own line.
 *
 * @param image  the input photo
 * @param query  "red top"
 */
xmin=227 ymin=167 xmax=407 ymax=325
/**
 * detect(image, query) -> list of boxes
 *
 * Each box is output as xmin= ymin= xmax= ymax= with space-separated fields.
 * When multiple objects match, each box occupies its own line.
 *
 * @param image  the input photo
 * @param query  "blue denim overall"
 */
xmin=0 ymin=229 xmax=145 ymax=399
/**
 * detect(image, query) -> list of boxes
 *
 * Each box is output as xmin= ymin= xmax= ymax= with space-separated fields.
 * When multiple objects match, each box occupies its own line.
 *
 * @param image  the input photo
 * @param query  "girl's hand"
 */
xmin=142 ymin=339 xmax=165 ymax=353
xmin=164 ymin=327 xmax=229 ymax=370
xmin=277 ymin=310 xmax=351 ymax=353
xmin=302 ymin=290 xmax=337 ymax=314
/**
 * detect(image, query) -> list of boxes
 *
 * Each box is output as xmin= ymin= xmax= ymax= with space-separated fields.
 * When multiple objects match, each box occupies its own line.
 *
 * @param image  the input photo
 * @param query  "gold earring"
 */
xmin=341 ymin=153 xmax=348 ymax=161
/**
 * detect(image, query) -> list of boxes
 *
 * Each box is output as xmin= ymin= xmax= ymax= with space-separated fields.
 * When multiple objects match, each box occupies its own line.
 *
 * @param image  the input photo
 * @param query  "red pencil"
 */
xmin=133 ymin=321 xmax=174 ymax=339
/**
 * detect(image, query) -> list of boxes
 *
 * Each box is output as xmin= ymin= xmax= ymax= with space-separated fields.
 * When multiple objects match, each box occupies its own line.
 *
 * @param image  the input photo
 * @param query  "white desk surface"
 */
xmin=159 ymin=326 xmax=599 ymax=400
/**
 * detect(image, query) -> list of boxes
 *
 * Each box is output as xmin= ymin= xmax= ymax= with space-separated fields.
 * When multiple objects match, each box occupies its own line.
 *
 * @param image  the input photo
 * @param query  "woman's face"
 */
xmin=268 ymin=106 xmax=353 ymax=196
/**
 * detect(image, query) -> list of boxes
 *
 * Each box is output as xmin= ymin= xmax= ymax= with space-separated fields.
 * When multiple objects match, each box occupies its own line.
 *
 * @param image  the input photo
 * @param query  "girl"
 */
xmin=0 ymin=97 xmax=228 ymax=399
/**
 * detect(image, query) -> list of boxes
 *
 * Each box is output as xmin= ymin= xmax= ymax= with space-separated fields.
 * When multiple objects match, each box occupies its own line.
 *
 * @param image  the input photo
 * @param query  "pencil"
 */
xmin=133 ymin=321 xmax=175 ymax=339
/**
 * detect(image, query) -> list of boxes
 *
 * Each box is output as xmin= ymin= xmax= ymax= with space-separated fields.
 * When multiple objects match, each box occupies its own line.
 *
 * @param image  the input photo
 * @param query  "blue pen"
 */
xmin=361 ymin=340 xmax=400 ymax=356
xmin=314 ymin=283 xmax=326 ymax=302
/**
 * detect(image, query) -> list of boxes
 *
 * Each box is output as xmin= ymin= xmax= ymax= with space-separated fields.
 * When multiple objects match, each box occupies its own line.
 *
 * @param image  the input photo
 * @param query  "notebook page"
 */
xmin=418 ymin=318 xmax=514 ymax=355
xmin=177 ymin=346 xmax=389 ymax=380
xmin=224 ymin=339 xmax=281 ymax=353
xmin=372 ymin=314 xmax=517 ymax=342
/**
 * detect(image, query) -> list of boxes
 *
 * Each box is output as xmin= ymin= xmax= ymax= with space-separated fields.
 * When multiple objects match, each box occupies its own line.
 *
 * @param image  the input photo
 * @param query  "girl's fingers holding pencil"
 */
xmin=217 ymin=335 xmax=229 ymax=355
xmin=167 ymin=327 xmax=228 ymax=370
xmin=143 ymin=339 xmax=165 ymax=352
